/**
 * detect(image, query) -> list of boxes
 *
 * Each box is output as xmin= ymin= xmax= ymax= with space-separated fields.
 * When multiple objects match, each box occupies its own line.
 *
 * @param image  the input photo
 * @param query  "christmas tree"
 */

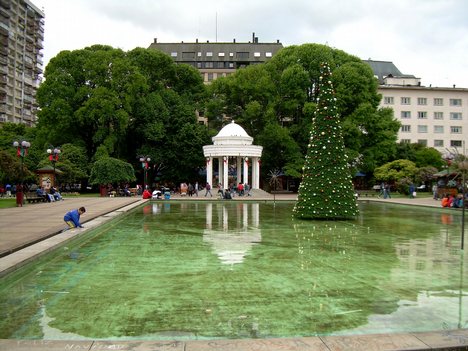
xmin=293 ymin=62 xmax=358 ymax=220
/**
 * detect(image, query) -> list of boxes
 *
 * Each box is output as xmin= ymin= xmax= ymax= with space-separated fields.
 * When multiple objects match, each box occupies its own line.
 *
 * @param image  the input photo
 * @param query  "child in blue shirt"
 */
xmin=64 ymin=207 xmax=86 ymax=229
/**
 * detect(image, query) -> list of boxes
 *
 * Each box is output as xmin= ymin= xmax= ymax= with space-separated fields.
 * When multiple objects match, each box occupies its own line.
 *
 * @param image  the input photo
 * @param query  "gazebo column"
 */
xmin=206 ymin=157 xmax=213 ymax=187
xmin=243 ymin=157 xmax=249 ymax=185
xmin=236 ymin=157 xmax=242 ymax=185
xmin=217 ymin=157 xmax=223 ymax=187
xmin=223 ymin=156 xmax=229 ymax=190
xmin=252 ymin=157 xmax=260 ymax=189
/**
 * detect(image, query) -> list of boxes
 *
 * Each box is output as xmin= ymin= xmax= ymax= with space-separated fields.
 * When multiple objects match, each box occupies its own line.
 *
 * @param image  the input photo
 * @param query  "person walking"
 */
xmin=205 ymin=182 xmax=212 ymax=197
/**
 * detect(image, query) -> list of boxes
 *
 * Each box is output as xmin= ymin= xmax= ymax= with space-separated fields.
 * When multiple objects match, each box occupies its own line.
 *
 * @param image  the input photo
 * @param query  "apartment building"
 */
xmin=0 ymin=0 xmax=44 ymax=126
xmin=366 ymin=60 xmax=468 ymax=155
xmin=149 ymin=33 xmax=283 ymax=85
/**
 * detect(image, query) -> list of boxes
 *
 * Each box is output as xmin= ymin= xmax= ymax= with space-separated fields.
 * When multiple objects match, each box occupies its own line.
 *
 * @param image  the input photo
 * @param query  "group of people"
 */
xmin=179 ymin=182 xmax=199 ymax=197
xmin=0 ymin=183 xmax=15 ymax=197
xmin=377 ymin=183 xmax=392 ymax=199
xmin=441 ymin=193 xmax=466 ymax=208
xmin=36 ymin=185 xmax=63 ymax=202
xmin=207 ymin=182 xmax=251 ymax=199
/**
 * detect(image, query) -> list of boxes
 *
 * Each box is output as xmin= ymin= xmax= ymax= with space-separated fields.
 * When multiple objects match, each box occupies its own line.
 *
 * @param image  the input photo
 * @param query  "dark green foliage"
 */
xmin=293 ymin=63 xmax=358 ymax=220
xmin=35 ymin=46 xmax=210 ymax=184
xmin=89 ymin=157 xmax=136 ymax=185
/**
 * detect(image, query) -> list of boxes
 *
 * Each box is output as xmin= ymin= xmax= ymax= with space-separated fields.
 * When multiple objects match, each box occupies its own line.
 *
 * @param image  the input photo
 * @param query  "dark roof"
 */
xmin=363 ymin=59 xmax=415 ymax=84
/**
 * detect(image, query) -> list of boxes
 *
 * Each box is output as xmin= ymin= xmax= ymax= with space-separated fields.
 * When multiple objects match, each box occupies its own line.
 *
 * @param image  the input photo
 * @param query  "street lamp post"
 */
xmin=139 ymin=156 xmax=151 ymax=190
xmin=13 ymin=140 xmax=30 ymax=207
xmin=47 ymin=146 xmax=61 ymax=188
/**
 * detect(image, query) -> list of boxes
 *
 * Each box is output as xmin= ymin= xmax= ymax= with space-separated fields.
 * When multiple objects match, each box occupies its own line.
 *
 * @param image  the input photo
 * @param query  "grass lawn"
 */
xmin=0 ymin=198 xmax=17 ymax=209
xmin=0 ymin=193 xmax=101 ymax=209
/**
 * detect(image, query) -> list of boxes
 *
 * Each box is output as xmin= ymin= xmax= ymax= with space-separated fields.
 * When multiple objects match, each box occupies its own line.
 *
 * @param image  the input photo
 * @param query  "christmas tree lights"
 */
xmin=293 ymin=62 xmax=358 ymax=220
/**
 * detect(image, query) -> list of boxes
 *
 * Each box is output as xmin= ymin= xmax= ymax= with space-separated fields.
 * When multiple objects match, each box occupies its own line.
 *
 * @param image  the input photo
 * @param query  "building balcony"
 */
xmin=0 ymin=0 xmax=11 ymax=10
xmin=0 ymin=20 xmax=8 ymax=33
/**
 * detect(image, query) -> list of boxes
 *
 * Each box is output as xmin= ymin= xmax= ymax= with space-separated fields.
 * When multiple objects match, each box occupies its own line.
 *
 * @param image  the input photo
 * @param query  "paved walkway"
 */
xmin=0 ymin=194 xmax=466 ymax=351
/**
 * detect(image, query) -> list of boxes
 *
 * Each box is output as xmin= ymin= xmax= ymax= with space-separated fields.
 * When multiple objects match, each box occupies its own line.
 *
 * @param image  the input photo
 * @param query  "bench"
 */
xmin=25 ymin=192 xmax=47 ymax=203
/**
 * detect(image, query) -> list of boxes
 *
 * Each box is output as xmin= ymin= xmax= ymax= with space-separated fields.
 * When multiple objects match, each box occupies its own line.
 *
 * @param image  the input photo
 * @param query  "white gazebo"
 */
xmin=203 ymin=121 xmax=263 ymax=189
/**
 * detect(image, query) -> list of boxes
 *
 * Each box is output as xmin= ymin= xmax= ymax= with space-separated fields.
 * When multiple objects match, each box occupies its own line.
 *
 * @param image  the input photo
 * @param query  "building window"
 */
xmin=417 ymin=125 xmax=428 ymax=133
xmin=401 ymin=139 xmax=411 ymax=144
xmin=417 ymin=111 xmax=427 ymax=119
xmin=205 ymin=62 xmax=214 ymax=68
xmin=207 ymin=73 xmax=214 ymax=81
xmin=450 ymin=98 xmax=462 ymax=106
xmin=218 ymin=52 xmax=225 ymax=57
xmin=401 ymin=97 xmax=411 ymax=105
xmin=434 ymin=140 xmax=444 ymax=147
xmin=236 ymin=52 xmax=249 ymax=59
xmin=417 ymin=97 xmax=427 ymax=105
xmin=434 ymin=98 xmax=444 ymax=106
xmin=434 ymin=112 xmax=444 ymax=120
xmin=401 ymin=125 xmax=411 ymax=132
xmin=417 ymin=139 xmax=427 ymax=146
xmin=450 ymin=112 xmax=462 ymax=120
xmin=170 ymin=52 xmax=177 ymax=57
xmin=266 ymin=52 xmax=272 ymax=57
xmin=206 ymin=52 xmax=213 ymax=57
xmin=216 ymin=62 xmax=224 ymax=68
xmin=401 ymin=111 xmax=411 ymax=119
xmin=451 ymin=140 xmax=463 ymax=147
xmin=384 ymin=96 xmax=394 ymax=104
xmin=434 ymin=125 xmax=444 ymax=133
xmin=182 ymin=52 xmax=195 ymax=59
xmin=451 ymin=126 xmax=462 ymax=134
xmin=254 ymin=52 xmax=261 ymax=57
xmin=228 ymin=62 xmax=234 ymax=68
xmin=229 ymin=53 xmax=234 ymax=57
xmin=197 ymin=62 xmax=202 ymax=68
xmin=197 ymin=52 xmax=202 ymax=57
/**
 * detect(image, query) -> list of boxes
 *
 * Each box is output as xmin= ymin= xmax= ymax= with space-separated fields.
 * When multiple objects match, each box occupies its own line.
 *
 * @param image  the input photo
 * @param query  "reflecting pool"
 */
xmin=0 ymin=201 xmax=466 ymax=340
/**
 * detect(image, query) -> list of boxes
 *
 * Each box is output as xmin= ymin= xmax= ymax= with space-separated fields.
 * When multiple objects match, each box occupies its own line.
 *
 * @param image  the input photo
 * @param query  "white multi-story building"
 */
xmin=365 ymin=60 xmax=468 ymax=155
xmin=0 ymin=0 xmax=44 ymax=126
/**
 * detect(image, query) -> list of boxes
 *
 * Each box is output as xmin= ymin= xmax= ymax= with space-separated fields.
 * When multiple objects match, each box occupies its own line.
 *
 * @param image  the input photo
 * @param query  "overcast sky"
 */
xmin=34 ymin=0 xmax=468 ymax=88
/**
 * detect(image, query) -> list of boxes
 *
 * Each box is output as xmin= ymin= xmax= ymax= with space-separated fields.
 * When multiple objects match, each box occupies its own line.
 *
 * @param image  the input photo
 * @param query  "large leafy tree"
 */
xmin=395 ymin=142 xmax=444 ymax=169
xmin=36 ymin=46 xmax=210 ymax=183
xmin=374 ymin=159 xmax=419 ymax=183
xmin=89 ymin=157 xmax=136 ymax=185
xmin=36 ymin=45 xmax=141 ymax=160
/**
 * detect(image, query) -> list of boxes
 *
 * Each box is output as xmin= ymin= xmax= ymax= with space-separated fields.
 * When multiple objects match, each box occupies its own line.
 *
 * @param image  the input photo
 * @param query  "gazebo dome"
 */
xmin=212 ymin=121 xmax=253 ymax=146
xmin=216 ymin=121 xmax=249 ymax=138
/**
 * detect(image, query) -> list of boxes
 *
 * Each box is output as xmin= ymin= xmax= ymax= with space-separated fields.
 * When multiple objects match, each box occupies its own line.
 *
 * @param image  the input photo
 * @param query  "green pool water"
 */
xmin=0 ymin=201 xmax=466 ymax=340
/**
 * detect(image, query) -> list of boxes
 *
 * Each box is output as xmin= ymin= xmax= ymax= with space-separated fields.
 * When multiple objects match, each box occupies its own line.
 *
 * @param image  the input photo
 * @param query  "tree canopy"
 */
xmin=35 ymin=45 xmax=210 ymax=185
xmin=89 ymin=157 xmax=136 ymax=185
